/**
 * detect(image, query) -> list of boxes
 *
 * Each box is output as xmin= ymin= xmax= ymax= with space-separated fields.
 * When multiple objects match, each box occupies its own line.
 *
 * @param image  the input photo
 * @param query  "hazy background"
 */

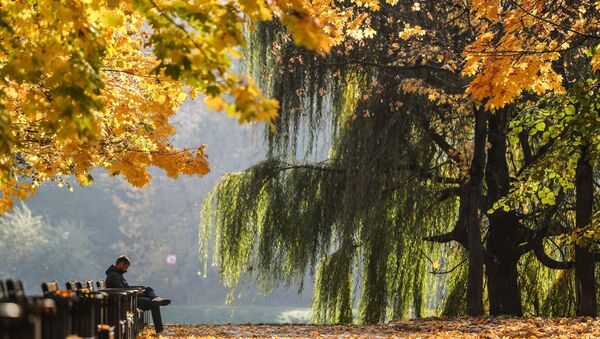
xmin=0 ymin=98 xmax=314 ymax=324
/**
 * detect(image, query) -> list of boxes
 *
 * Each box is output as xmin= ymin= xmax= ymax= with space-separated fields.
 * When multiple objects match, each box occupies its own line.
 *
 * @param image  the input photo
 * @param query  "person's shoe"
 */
xmin=151 ymin=297 xmax=171 ymax=306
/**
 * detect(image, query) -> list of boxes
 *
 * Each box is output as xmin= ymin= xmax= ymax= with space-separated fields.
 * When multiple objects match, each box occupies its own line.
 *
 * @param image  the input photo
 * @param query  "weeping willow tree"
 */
xmin=199 ymin=1 xmax=597 ymax=322
xmin=199 ymin=2 xmax=472 ymax=323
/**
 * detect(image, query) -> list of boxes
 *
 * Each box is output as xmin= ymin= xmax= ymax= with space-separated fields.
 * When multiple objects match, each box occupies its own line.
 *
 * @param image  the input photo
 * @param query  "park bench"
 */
xmin=97 ymin=280 xmax=149 ymax=329
xmin=1 ymin=279 xmax=57 ymax=339
xmin=64 ymin=279 xmax=111 ymax=338
xmin=95 ymin=280 xmax=148 ymax=339
xmin=40 ymin=280 xmax=78 ymax=339
xmin=0 ymin=278 xmax=148 ymax=339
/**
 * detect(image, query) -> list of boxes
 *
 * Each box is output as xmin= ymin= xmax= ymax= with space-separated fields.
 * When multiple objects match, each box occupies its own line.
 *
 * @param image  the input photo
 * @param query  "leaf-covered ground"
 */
xmin=138 ymin=317 xmax=600 ymax=338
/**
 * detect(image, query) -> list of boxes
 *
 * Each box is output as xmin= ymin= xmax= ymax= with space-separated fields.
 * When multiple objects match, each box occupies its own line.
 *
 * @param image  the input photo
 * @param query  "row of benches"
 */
xmin=0 ymin=279 xmax=149 ymax=339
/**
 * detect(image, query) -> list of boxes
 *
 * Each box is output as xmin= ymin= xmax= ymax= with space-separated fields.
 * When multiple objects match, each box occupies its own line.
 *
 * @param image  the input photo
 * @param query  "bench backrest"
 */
xmin=96 ymin=280 xmax=107 ymax=290
xmin=41 ymin=280 xmax=59 ymax=296
xmin=65 ymin=281 xmax=79 ymax=291
xmin=84 ymin=280 xmax=94 ymax=291
xmin=5 ymin=279 xmax=25 ymax=300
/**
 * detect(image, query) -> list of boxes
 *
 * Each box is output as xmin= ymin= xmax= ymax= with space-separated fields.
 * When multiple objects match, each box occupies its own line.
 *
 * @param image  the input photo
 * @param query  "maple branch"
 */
xmin=440 ymin=7 xmax=470 ymax=29
xmin=465 ymin=35 xmax=589 ymax=57
xmin=464 ymin=44 xmax=582 ymax=56
xmin=510 ymin=0 xmax=600 ymax=40
xmin=101 ymin=68 xmax=157 ymax=79
xmin=318 ymin=60 xmax=459 ymax=76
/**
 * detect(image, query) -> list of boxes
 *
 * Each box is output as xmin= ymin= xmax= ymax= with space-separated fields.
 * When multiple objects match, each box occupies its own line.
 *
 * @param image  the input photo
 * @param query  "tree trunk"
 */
xmin=483 ymin=108 xmax=524 ymax=316
xmin=485 ymin=213 xmax=523 ymax=315
xmin=575 ymin=145 xmax=596 ymax=316
xmin=464 ymin=109 xmax=488 ymax=316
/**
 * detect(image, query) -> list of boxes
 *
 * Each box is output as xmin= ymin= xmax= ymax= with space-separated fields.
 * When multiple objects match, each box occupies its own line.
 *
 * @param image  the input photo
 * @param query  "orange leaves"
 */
xmin=265 ymin=0 xmax=389 ymax=55
xmin=466 ymin=55 xmax=564 ymax=110
xmin=138 ymin=318 xmax=600 ymax=338
xmin=465 ymin=0 xmax=598 ymax=110
xmin=472 ymin=0 xmax=500 ymax=21
xmin=281 ymin=13 xmax=335 ymax=54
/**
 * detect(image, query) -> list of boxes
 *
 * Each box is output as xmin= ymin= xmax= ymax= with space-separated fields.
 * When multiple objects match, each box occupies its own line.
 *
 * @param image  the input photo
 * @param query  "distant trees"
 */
xmin=0 ymin=204 xmax=101 ymax=289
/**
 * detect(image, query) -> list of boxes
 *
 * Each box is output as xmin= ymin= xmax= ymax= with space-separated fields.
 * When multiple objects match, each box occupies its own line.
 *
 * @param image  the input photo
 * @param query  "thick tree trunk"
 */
xmin=485 ymin=213 xmax=523 ymax=315
xmin=484 ymin=108 xmax=524 ymax=316
xmin=463 ymin=109 xmax=488 ymax=316
xmin=575 ymin=146 xmax=596 ymax=316
xmin=486 ymin=256 xmax=521 ymax=315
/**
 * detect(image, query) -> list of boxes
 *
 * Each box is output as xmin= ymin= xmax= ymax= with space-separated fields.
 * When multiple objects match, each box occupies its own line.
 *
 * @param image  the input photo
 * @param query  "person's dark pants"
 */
xmin=137 ymin=287 xmax=163 ymax=332
xmin=142 ymin=286 xmax=157 ymax=299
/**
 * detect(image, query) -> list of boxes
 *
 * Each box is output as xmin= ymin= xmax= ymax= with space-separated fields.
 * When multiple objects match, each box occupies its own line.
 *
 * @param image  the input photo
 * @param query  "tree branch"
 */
xmin=510 ymin=0 xmax=600 ymax=40
xmin=428 ymin=129 xmax=466 ymax=165
xmin=423 ymin=231 xmax=456 ymax=243
xmin=534 ymin=241 xmax=575 ymax=269
xmin=430 ymin=256 xmax=469 ymax=275
xmin=318 ymin=60 xmax=459 ymax=76
xmin=438 ymin=187 xmax=462 ymax=201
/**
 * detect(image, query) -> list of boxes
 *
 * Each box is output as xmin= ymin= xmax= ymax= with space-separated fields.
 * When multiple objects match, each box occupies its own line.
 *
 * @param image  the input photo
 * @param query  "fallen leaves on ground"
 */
xmin=137 ymin=317 xmax=600 ymax=338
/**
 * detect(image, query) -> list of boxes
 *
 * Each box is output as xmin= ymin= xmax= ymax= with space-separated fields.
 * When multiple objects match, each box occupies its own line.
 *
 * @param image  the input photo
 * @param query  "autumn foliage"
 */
xmin=0 ymin=0 xmax=388 ymax=212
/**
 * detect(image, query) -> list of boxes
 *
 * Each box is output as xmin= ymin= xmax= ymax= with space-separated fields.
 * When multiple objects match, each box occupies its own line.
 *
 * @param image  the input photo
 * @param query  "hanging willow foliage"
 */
xmin=200 ymin=5 xmax=469 ymax=322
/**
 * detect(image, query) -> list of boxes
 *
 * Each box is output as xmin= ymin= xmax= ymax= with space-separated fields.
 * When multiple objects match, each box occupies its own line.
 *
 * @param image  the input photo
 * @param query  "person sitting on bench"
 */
xmin=105 ymin=255 xmax=171 ymax=334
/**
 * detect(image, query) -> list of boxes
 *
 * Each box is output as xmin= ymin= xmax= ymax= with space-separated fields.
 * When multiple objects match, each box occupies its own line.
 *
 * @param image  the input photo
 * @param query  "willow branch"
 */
xmin=430 ymin=256 xmax=468 ymax=275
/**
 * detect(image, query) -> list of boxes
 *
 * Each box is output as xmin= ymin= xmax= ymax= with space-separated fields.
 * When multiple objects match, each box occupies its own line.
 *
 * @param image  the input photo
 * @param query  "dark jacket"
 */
xmin=105 ymin=265 xmax=129 ymax=288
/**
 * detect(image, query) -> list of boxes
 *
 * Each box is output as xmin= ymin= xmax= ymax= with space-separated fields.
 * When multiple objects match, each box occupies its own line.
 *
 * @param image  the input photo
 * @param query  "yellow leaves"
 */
xmin=346 ymin=13 xmax=376 ymax=40
xmin=592 ymin=50 xmax=600 ymax=71
xmin=0 ymin=0 xmax=390 ymax=213
xmin=100 ymin=11 xmax=125 ymax=27
xmin=204 ymin=96 xmax=226 ymax=112
xmin=269 ymin=0 xmax=385 ymax=54
xmin=399 ymin=24 xmax=426 ymax=40
xmin=228 ymin=77 xmax=280 ymax=123
xmin=280 ymin=12 xmax=334 ymax=55
xmin=204 ymin=76 xmax=279 ymax=124
xmin=238 ymin=0 xmax=273 ymax=21
xmin=466 ymin=52 xmax=565 ymax=110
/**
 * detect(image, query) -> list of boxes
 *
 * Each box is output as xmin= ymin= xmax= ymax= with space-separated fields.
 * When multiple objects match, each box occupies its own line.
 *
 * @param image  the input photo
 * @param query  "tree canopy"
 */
xmin=0 ymin=0 xmax=391 ymax=212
